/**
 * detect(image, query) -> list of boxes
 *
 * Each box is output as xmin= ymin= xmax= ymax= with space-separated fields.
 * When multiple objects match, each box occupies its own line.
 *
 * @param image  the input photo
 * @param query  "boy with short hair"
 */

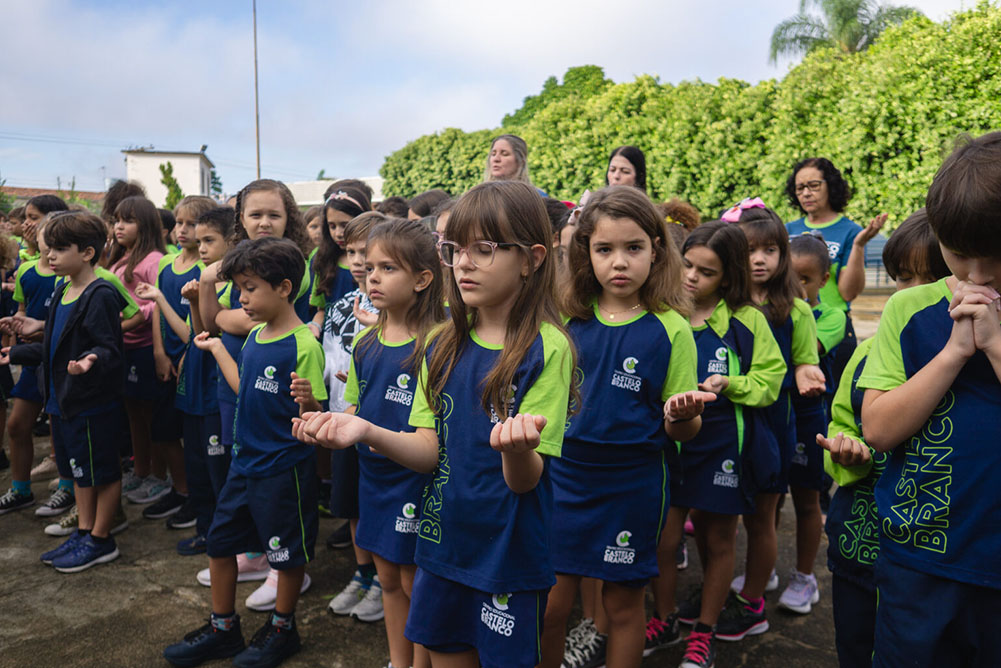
xmin=164 ymin=237 xmax=326 ymax=668
xmin=3 ymin=210 xmax=130 ymax=572
xmin=859 ymin=131 xmax=1001 ymax=665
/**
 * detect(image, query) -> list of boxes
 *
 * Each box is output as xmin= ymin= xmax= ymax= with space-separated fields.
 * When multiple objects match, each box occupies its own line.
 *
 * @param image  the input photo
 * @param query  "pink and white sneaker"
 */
xmin=196 ymin=552 xmax=270 ymax=587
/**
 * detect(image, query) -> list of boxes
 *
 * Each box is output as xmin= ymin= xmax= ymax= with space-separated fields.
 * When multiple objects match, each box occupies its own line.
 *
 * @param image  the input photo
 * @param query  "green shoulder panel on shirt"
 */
xmin=858 ymin=279 xmax=951 ymax=392
xmin=343 ymin=327 xmax=375 ymax=407
xmin=218 ymin=281 xmax=234 ymax=309
xmin=726 ymin=304 xmax=785 ymax=407
xmin=293 ymin=325 xmax=328 ymax=402
xmin=790 ymin=298 xmax=820 ymax=365
xmin=12 ymin=259 xmax=38 ymax=304
xmin=94 ymin=266 xmax=140 ymax=318
xmin=309 ymin=275 xmax=326 ymax=310
xmin=653 ymin=309 xmax=698 ymax=401
xmin=408 ymin=355 xmax=436 ymax=430
xmin=19 ymin=249 xmax=40 ymax=263
xmin=296 ymin=269 xmax=310 ymax=301
xmin=520 ymin=321 xmax=573 ymax=458
xmin=825 ymin=337 xmax=874 ymax=486
xmin=814 ymin=301 xmax=847 ymax=354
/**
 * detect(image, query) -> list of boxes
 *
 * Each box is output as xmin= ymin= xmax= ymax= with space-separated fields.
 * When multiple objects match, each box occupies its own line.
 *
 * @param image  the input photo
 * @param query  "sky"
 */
xmin=0 ymin=0 xmax=970 ymax=195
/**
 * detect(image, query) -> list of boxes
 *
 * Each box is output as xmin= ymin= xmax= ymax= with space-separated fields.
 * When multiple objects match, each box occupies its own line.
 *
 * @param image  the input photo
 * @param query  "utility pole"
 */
xmin=253 ymin=0 xmax=261 ymax=179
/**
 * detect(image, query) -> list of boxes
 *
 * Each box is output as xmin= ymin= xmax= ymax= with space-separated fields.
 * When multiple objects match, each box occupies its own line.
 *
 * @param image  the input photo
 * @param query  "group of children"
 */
xmin=1 ymin=130 xmax=999 ymax=668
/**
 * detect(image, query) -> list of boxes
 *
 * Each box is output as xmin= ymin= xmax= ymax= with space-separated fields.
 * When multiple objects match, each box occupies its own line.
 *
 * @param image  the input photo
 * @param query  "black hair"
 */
xmin=219 ymin=238 xmax=305 ymax=303
xmin=101 ymin=180 xmax=146 ymax=222
xmin=44 ymin=210 xmax=108 ymax=265
xmin=926 ymin=131 xmax=1001 ymax=259
xmin=883 ymin=208 xmax=951 ymax=281
xmin=158 ymin=208 xmax=177 ymax=233
xmin=606 ymin=146 xmax=647 ymax=192
xmin=197 ymin=207 xmax=235 ymax=239
xmin=408 ymin=189 xmax=450 ymax=218
xmin=431 ymin=198 xmax=456 ymax=218
xmin=322 ymin=179 xmax=374 ymax=203
xmin=682 ymin=221 xmax=751 ymax=311
xmin=786 ymin=157 xmax=852 ymax=214
xmin=26 ymin=195 xmax=69 ymax=216
xmin=789 ymin=231 xmax=831 ymax=273
xmin=543 ymin=197 xmax=572 ymax=237
xmin=376 ymin=196 xmax=409 ymax=218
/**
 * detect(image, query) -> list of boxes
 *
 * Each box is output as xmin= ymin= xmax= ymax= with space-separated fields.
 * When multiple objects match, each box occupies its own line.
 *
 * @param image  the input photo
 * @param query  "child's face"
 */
xmin=242 ymin=190 xmax=287 ymax=240
xmin=12 ymin=218 xmax=24 ymax=236
xmin=588 ymin=215 xmax=654 ymax=303
xmin=326 ymin=208 xmax=352 ymax=248
xmin=345 ymin=239 xmax=368 ymax=284
xmin=234 ymin=271 xmax=290 ymax=322
xmin=174 ymin=209 xmax=198 ymax=250
xmin=449 ymin=228 xmax=532 ymax=311
xmin=791 ymin=253 xmax=828 ymax=304
xmin=365 ymin=240 xmax=427 ymax=314
xmin=47 ymin=243 xmax=92 ymax=277
xmin=113 ymin=217 xmax=139 ymax=250
xmin=893 ymin=267 xmax=936 ymax=291
xmin=748 ymin=241 xmax=780 ymax=285
xmin=940 ymin=244 xmax=1001 ymax=292
xmin=306 ymin=216 xmax=323 ymax=248
xmin=683 ymin=245 xmax=724 ymax=305
xmin=195 ymin=223 xmax=229 ymax=265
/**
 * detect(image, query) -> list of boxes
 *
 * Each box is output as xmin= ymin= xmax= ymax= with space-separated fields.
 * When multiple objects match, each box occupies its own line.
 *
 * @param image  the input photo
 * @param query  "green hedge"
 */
xmin=380 ymin=3 xmax=1001 ymax=230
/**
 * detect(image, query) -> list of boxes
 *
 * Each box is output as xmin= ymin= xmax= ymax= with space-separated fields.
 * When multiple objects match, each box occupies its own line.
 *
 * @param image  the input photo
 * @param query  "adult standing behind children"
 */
xmin=483 ymin=134 xmax=547 ymax=197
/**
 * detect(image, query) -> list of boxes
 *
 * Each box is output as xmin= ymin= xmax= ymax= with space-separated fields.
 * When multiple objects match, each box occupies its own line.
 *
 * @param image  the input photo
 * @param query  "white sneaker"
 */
xmin=777 ymin=571 xmax=819 ymax=614
xmin=30 ymin=456 xmax=59 ymax=481
xmin=245 ymin=568 xmax=312 ymax=611
xmin=350 ymin=575 xmax=384 ymax=622
xmin=125 ymin=476 xmax=171 ymax=504
xmin=196 ymin=552 xmax=270 ymax=587
xmin=44 ymin=505 xmax=79 ymax=536
xmin=730 ymin=569 xmax=779 ymax=594
xmin=328 ymin=570 xmax=370 ymax=615
xmin=35 ymin=487 xmax=75 ymax=516
xmin=121 ymin=469 xmax=143 ymax=494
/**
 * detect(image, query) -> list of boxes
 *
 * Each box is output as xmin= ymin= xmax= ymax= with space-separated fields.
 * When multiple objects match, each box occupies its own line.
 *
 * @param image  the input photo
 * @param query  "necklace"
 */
xmin=601 ymin=303 xmax=641 ymax=320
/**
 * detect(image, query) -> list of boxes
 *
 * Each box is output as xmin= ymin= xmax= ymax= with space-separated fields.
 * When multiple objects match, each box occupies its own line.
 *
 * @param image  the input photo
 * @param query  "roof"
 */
xmin=1 ymin=186 xmax=104 ymax=202
xmin=121 ymin=149 xmax=214 ymax=168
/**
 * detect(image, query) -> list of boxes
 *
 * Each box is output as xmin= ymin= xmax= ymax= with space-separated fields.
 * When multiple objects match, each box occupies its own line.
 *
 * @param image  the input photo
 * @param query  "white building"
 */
xmin=287 ymin=177 xmax=384 ymax=207
xmin=122 ymin=148 xmax=214 ymax=207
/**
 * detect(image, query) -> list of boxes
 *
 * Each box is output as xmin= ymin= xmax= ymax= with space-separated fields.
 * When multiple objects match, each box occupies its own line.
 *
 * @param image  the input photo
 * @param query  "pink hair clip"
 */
xmin=721 ymin=197 xmax=766 ymax=223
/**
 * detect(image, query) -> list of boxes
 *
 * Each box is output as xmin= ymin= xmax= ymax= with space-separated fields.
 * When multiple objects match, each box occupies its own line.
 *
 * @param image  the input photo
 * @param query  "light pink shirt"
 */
xmin=113 ymin=251 xmax=164 ymax=349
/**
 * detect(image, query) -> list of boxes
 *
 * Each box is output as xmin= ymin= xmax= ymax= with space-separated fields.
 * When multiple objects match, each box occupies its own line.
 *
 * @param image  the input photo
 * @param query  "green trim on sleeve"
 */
xmin=294 ymin=326 xmax=328 ymax=402
xmin=309 ymin=275 xmax=326 ymax=310
xmin=824 ymin=337 xmax=874 ymax=485
xmin=94 ymin=266 xmax=140 ymax=318
xmin=408 ymin=355 xmax=436 ymax=430
xmin=218 ymin=281 xmax=234 ymax=309
xmin=343 ymin=355 xmax=360 ymax=406
xmin=723 ymin=305 xmax=785 ymax=407
xmin=520 ymin=322 xmax=573 ymax=458
xmin=790 ymin=298 xmax=820 ymax=365
xmin=653 ymin=310 xmax=698 ymax=401
xmin=814 ymin=301 xmax=847 ymax=354
xmin=12 ymin=260 xmax=35 ymax=304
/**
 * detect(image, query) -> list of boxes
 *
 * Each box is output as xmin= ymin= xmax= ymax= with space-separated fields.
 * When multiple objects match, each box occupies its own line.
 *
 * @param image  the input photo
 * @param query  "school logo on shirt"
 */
xmin=394 ymin=502 xmax=419 ymax=534
xmin=266 ymin=535 xmax=290 ymax=563
xmin=385 ymin=373 xmax=414 ymax=407
xmin=481 ymin=593 xmax=515 ymax=636
xmin=69 ymin=457 xmax=83 ymax=479
xmin=254 ymin=365 xmax=281 ymax=394
xmin=604 ymin=530 xmax=636 ymax=564
xmin=207 ymin=434 xmax=224 ymax=456
xmin=792 ymin=441 xmax=808 ymax=467
xmin=180 ymin=296 xmax=190 ymax=306
xmin=708 ymin=347 xmax=729 ymax=375
xmin=264 ymin=365 xmax=277 ymax=379
xmin=713 ymin=459 xmax=739 ymax=488
xmin=611 ymin=357 xmax=642 ymax=393
xmin=128 ymin=365 xmax=139 ymax=384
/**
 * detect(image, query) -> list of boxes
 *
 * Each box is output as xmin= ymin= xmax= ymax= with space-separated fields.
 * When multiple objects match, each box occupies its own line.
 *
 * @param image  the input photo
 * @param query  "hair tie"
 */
xmin=325 ymin=190 xmax=363 ymax=211
xmin=721 ymin=197 xmax=766 ymax=223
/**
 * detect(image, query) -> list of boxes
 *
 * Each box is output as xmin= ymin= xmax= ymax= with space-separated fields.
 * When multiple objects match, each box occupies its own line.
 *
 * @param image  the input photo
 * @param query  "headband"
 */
xmin=721 ymin=197 xmax=766 ymax=223
xmin=325 ymin=190 xmax=364 ymax=211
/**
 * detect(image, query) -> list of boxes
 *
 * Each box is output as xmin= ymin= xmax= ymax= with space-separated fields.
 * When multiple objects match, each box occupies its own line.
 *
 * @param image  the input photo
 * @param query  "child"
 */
xmin=160 ymin=208 xmax=179 ymax=254
xmin=303 ymin=205 xmax=323 ymax=310
xmin=345 ymin=217 xmax=443 ymax=668
xmin=164 ymin=237 xmax=326 ymax=668
xmin=4 ymin=211 xmax=130 ymax=571
xmin=722 ymin=199 xmax=825 ymax=638
xmin=651 ymin=221 xmax=785 ymax=666
xmin=859 ymin=132 xmax=1001 ymax=666
xmin=539 ymin=186 xmax=711 ymax=668
xmin=297 ymin=180 xmax=575 ymax=668
xmin=820 ymin=208 xmax=950 ymax=668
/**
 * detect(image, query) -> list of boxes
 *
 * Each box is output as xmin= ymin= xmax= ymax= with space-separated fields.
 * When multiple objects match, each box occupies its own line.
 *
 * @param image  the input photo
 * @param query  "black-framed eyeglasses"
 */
xmin=795 ymin=180 xmax=824 ymax=194
xmin=437 ymin=240 xmax=522 ymax=268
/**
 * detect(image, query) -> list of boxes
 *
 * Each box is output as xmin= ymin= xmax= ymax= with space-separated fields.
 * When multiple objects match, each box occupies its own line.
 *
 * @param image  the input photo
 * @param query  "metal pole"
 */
xmin=253 ymin=0 xmax=261 ymax=179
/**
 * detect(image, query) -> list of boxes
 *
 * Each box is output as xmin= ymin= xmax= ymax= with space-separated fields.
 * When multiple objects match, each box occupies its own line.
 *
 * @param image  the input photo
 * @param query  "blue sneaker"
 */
xmin=40 ymin=532 xmax=84 ymax=565
xmin=164 ymin=618 xmax=246 ymax=667
xmin=52 ymin=534 xmax=120 ymax=573
xmin=177 ymin=534 xmax=207 ymax=556
xmin=233 ymin=618 xmax=301 ymax=668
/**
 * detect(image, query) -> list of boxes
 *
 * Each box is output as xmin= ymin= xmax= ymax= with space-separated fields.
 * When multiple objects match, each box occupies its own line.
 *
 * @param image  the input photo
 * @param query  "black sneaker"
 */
xmin=677 ymin=586 xmax=702 ymax=625
xmin=177 ymin=534 xmax=208 ymax=556
xmin=0 ymin=449 xmax=9 ymax=470
xmin=35 ymin=488 xmax=75 ymax=517
xmin=561 ymin=618 xmax=606 ymax=668
xmin=143 ymin=489 xmax=186 ymax=520
xmin=643 ymin=612 xmax=682 ymax=656
xmin=326 ymin=522 xmax=352 ymax=549
xmin=233 ymin=618 xmax=301 ymax=668
xmin=166 ymin=500 xmax=199 ymax=529
xmin=0 ymin=488 xmax=35 ymax=515
xmin=32 ymin=414 xmax=50 ymax=437
xmin=679 ymin=628 xmax=716 ymax=668
xmin=164 ymin=618 xmax=246 ymax=667
xmin=716 ymin=592 xmax=769 ymax=642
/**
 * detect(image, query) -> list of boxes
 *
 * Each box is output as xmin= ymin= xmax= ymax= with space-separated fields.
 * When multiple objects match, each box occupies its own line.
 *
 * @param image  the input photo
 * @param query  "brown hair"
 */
xmin=883 ymin=208 xmax=950 ymax=281
xmin=658 ymin=198 xmax=701 ymax=231
xmin=315 ymin=185 xmax=373 ymax=296
xmin=408 ymin=189 xmax=451 ymax=218
xmin=109 ymin=196 xmax=167 ymax=283
xmin=483 ymin=134 xmax=532 ymax=185
xmin=428 ymin=180 xmax=576 ymax=415
xmin=44 ymin=210 xmax=109 ymax=265
xmin=737 ymin=205 xmax=804 ymax=324
xmin=344 ymin=211 xmax=386 ymax=246
xmin=233 ymin=179 xmax=308 ymax=255
xmin=563 ymin=186 xmax=690 ymax=320
xmin=101 ymin=180 xmax=146 ymax=223
xmin=174 ymin=195 xmax=218 ymax=224
xmin=682 ymin=221 xmax=751 ymax=312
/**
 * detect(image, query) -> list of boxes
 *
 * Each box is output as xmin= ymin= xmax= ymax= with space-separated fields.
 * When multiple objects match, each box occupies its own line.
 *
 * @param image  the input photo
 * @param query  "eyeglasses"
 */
xmin=437 ymin=240 xmax=521 ymax=268
xmin=794 ymin=180 xmax=824 ymax=194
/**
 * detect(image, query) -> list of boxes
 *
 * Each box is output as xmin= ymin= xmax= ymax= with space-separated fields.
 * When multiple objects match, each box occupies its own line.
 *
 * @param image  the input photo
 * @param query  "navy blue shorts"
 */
xmin=52 ymin=405 xmax=127 ymax=488
xmin=355 ymin=446 xmax=425 ymax=565
xmin=832 ymin=573 xmax=876 ymax=668
xmin=550 ymin=450 xmax=665 ymax=584
xmin=405 ymin=567 xmax=547 ymax=668
xmin=219 ymin=399 xmax=236 ymax=446
xmin=124 ymin=345 xmax=158 ymax=401
xmin=874 ymin=558 xmax=1001 ymax=667
xmin=788 ymin=398 xmax=826 ymax=491
xmin=207 ymin=456 xmax=318 ymax=570
xmin=760 ymin=391 xmax=796 ymax=494
xmin=151 ymin=376 xmax=183 ymax=441
xmin=10 ymin=365 xmax=43 ymax=403
xmin=183 ymin=411 xmax=230 ymax=537
xmin=671 ymin=433 xmax=754 ymax=516
xmin=329 ymin=444 xmax=359 ymax=519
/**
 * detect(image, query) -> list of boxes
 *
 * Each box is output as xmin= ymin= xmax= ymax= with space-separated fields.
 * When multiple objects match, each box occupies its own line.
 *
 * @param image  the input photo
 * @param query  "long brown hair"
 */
xmin=682 ymin=221 xmax=752 ymax=312
xmin=738 ymin=206 xmax=804 ymax=324
xmin=109 ymin=196 xmax=166 ymax=283
xmin=427 ymin=181 xmax=576 ymax=415
xmin=315 ymin=185 xmax=372 ymax=296
xmin=562 ymin=186 xmax=690 ymax=320
xmin=233 ymin=179 xmax=309 ymax=255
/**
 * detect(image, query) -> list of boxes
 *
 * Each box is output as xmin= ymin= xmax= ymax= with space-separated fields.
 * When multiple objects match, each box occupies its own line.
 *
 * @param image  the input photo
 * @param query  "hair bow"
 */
xmin=721 ymin=197 xmax=766 ymax=223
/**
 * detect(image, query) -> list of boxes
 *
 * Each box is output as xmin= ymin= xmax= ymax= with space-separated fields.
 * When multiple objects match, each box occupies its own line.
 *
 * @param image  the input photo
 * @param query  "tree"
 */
xmin=769 ymin=0 xmax=921 ymax=63
xmin=159 ymin=162 xmax=184 ymax=209
xmin=502 ymin=65 xmax=613 ymax=126
xmin=316 ymin=169 xmax=327 ymax=179
xmin=210 ymin=169 xmax=223 ymax=196
xmin=0 ymin=171 xmax=14 ymax=214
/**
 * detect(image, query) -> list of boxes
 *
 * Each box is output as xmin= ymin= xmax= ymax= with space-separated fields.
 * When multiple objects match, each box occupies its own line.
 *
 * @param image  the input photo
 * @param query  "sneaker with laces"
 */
xmin=126 ymin=475 xmax=171 ymax=504
xmin=166 ymin=499 xmax=199 ymax=529
xmin=0 ymin=488 xmax=35 ymax=514
xmin=563 ymin=617 xmax=594 ymax=655
xmin=716 ymin=593 xmax=769 ymax=641
xmin=41 ymin=532 xmax=84 ymax=565
xmin=351 ymin=575 xmax=385 ymax=622
xmin=45 ymin=505 xmax=80 ymax=536
xmin=730 ymin=569 xmax=779 ymax=594
xmin=143 ymin=488 xmax=186 ymax=519
xmin=35 ymin=488 xmax=75 ymax=517
xmin=677 ymin=541 xmax=689 ymax=570
xmin=121 ymin=469 xmax=143 ymax=494
xmin=177 ymin=534 xmax=208 ymax=556
xmin=30 ymin=456 xmax=60 ymax=481
xmin=232 ymin=618 xmax=301 ymax=668
xmin=679 ymin=628 xmax=716 ymax=668
xmin=163 ymin=617 xmax=246 ymax=667
xmin=197 ymin=553 xmax=270 ymax=587
xmin=777 ymin=571 xmax=819 ymax=614
xmin=678 ymin=586 xmax=703 ymax=625
xmin=328 ymin=570 xmax=370 ymax=615
xmin=643 ymin=613 xmax=682 ymax=656
xmin=52 ymin=534 xmax=120 ymax=573
xmin=245 ymin=569 xmax=312 ymax=612
xmin=561 ymin=617 xmax=606 ymax=668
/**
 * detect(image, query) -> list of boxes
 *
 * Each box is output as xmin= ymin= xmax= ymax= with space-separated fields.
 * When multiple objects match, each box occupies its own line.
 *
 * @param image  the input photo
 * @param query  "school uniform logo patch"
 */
xmin=385 ymin=373 xmax=414 ymax=406
xmin=266 ymin=535 xmax=290 ymax=563
xmin=254 ymin=365 xmax=281 ymax=394
xmin=394 ymin=502 xmax=419 ymax=534
xmin=69 ymin=458 xmax=83 ymax=479
xmin=792 ymin=441 xmax=808 ymax=466
xmin=481 ymin=593 xmax=515 ymax=636
xmin=207 ymin=434 xmax=224 ymax=456
xmin=604 ymin=530 xmax=636 ymax=564
xmin=611 ymin=357 xmax=642 ymax=393
xmin=708 ymin=347 xmax=729 ymax=374
xmin=713 ymin=459 xmax=739 ymax=488
xmin=128 ymin=365 xmax=139 ymax=384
